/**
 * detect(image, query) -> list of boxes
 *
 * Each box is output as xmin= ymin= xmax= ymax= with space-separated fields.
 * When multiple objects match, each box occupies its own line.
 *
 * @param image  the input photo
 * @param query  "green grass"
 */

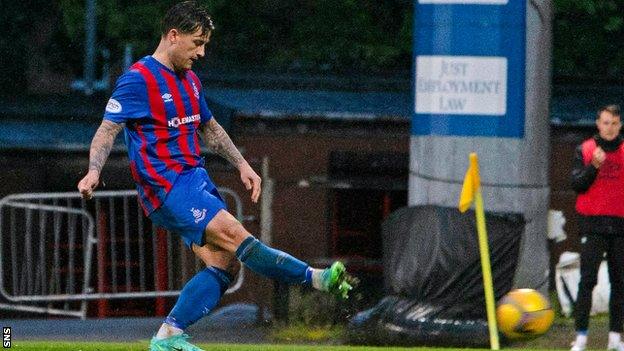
xmin=266 ymin=313 xmax=607 ymax=350
xmin=7 ymin=316 xmax=607 ymax=351
xmin=7 ymin=321 xmax=607 ymax=351
xmin=5 ymin=342 xmax=557 ymax=351
xmin=270 ymin=323 xmax=344 ymax=343
xmin=512 ymin=313 xmax=610 ymax=351
xmin=7 ymin=304 xmax=613 ymax=351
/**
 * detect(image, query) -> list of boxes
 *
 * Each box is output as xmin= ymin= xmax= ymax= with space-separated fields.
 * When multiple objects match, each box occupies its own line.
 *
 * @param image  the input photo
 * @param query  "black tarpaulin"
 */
xmin=347 ymin=205 xmax=524 ymax=347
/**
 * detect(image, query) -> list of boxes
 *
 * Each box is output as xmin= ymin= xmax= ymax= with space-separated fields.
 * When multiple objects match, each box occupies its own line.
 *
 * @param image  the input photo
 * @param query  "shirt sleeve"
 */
xmin=570 ymin=144 xmax=598 ymax=193
xmin=103 ymin=71 xmax=149 ymax=123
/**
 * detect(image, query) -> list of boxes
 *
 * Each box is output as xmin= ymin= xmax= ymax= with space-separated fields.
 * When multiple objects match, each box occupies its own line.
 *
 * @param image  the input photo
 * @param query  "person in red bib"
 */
xmin=571 ymin=104 xmax=624 ymax=351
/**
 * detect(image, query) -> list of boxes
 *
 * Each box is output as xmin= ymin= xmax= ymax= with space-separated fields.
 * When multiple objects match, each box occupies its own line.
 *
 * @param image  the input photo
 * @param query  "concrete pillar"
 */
xmin=409 ymin=0 xmax=553 ymax=291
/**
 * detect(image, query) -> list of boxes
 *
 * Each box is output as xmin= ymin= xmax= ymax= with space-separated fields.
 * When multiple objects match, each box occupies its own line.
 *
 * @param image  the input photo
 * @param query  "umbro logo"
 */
xmin=191 ymin=208 xmax=207 ymax=223
xmin=162 ymin=93 xmax=173 ymax=103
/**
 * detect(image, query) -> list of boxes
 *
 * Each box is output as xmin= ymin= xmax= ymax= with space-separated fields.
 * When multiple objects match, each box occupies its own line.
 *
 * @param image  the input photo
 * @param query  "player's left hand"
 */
xmin=239 ymin=161 xmax=262 ymax=203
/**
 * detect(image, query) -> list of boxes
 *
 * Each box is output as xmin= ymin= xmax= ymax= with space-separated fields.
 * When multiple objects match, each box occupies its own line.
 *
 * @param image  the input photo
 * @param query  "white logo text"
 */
xmin=168 ymin=114 xmax=200 ymax=128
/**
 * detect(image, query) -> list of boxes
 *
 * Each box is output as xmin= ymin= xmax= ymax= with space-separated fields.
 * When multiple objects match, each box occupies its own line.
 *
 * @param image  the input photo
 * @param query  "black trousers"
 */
xmin=574 ymin=233 xmax=624 ymax=332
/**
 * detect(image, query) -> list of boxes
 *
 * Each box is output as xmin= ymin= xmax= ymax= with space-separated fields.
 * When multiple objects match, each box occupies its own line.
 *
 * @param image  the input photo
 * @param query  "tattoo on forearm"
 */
xmin=204 ymin=119 xmax=244 ymax=167
xmin=88 ymin=120 xmax=123 ymax=173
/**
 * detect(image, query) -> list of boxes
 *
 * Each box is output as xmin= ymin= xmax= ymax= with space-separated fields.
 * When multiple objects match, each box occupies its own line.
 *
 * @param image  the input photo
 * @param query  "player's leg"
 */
xmin=151 ymin=244 xmax=238 ymax=351
xmin=149 ymin=168 xmax=237 ymax=350
xmin=571 ymin=233 xmax=607 ymax=351
xmin=204 ymin=209 xmax=352 ymax=298
xmin=606 ymin=235 xmax=624 ymax=351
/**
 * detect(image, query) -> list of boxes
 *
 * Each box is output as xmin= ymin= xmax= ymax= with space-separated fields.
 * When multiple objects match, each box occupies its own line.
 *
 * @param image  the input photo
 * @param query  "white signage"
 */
xmin=418 ymin=0 xmax=508 ymax=4
xmin=415 ymin=55 xmax=507 ymax=116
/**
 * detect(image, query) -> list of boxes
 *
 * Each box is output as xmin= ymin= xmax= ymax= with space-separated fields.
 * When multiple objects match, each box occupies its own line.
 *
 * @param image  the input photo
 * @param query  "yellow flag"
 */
xmin=458 ymin=153 xmax=500 ymax=350
xmin=458 ymin=153 xmax=481 ymax=213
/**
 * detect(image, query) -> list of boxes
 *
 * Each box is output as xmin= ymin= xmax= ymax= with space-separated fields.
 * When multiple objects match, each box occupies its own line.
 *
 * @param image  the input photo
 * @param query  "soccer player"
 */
xmin=76 ymin=2 xmax=352 ymax=350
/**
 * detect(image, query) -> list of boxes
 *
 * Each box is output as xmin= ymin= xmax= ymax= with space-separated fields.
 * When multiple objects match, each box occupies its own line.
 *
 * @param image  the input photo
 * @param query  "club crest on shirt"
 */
xmin=105 ymin=98 xmax=122 ymax=113
xmin=191 ymin=207 xmax=207 ymax=223
xmin=161 ymin=93 xmax=173 ymax=103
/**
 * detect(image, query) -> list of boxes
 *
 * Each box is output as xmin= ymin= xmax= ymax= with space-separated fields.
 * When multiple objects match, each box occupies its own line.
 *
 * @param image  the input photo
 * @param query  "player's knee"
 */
xmin=205 ymin=210 xmax=251 ymax=252
xmin=221 ymin=222 xmax=249 ymax=246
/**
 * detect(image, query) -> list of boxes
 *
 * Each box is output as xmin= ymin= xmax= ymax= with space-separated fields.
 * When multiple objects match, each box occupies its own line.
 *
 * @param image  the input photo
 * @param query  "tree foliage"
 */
xmin=52 ymin=0 xmax=622 ymax=77
xmin=3 ymin=0 xmax=624 ymax=95
xmin=552 ymin=0 xmax=624 ymax=79
xmin=53 ymin=0 xmax=412 ymax=74
xmin=0 ymin=1 xmax=69 ymax=93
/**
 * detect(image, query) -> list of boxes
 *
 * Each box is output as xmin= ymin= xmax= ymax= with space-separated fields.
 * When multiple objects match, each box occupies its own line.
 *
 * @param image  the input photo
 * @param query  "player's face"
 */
xmin=596 ymin=110 xmax=622 ymax=141
xmin=171 ymin=28 xmax=210 ymax=72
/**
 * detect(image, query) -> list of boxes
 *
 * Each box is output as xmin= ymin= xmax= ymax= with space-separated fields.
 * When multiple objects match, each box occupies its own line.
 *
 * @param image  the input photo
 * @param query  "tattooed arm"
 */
xmin=77 ymin=120 xmax=123 ymax=199
xmin=202 ymin=118 xmax=245 ymax=167
xmin=201 ymin=118 xmax=262 ymax=202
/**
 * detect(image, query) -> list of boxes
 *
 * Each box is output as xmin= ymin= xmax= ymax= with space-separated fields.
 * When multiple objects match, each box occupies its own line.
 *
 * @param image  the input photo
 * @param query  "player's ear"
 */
xmin=167 ymin=29 xmax=180 ymax=44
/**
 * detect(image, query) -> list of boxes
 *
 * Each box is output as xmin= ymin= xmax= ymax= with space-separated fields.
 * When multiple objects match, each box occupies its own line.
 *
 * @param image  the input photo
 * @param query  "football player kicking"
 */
xmin=77 ymin=2 xmax=352 ymax=350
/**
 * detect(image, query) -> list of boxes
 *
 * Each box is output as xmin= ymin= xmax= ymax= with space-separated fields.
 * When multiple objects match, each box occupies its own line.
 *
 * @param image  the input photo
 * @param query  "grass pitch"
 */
xmin=8 ymin=311 xmax=610 ymax=350
xmin=7 ymin=342 xmax=564 ymax=351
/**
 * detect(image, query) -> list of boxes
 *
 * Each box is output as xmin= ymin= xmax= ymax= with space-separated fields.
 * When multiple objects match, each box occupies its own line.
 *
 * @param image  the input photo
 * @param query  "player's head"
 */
xmin=596 ymin=104 xmax=622 ymax=141
xmin=160 ymin=1 xmax=214 ymax=72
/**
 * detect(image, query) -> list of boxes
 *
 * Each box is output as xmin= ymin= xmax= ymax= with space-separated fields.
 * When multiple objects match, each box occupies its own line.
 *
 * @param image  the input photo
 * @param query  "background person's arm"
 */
xmin=570 ymin=144 xmax=598 ymax=193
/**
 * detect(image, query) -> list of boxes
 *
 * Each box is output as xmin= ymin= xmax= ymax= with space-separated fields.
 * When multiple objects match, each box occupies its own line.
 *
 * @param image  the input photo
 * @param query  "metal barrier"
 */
xmin=0 ymin=189 xmax=245 ymax=319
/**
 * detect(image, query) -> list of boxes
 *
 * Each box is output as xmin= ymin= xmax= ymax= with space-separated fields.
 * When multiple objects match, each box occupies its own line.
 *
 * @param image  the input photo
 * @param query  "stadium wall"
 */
xmin=0 ymin=116 xmax=594 ymax=317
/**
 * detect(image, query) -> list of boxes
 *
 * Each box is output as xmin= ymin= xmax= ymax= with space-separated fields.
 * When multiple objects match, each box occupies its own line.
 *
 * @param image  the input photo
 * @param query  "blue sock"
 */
xmin=164 ymin=266 xmax=232 ymax=330
xmin=235 ymin=236 xmax=312 ymax=285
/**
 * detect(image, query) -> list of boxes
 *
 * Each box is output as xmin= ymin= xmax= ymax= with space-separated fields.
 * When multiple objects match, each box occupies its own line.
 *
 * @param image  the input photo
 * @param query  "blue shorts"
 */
xmin=149 ymin=167 xmax=226 ymax=248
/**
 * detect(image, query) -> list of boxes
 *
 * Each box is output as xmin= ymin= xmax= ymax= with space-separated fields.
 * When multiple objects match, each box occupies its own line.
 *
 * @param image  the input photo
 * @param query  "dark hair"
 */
xmin=597 ymin=104 xmax=621 ymax=119
xmin=161 ymin=1 xmax=214 ymax=37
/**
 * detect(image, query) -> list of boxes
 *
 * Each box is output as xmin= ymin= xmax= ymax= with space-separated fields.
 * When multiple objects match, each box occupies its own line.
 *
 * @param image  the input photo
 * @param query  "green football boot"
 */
xmin=149 ymin=334 xmax=204 ymax=351
xmin=321 ymin=261 xmax=353 ymax=299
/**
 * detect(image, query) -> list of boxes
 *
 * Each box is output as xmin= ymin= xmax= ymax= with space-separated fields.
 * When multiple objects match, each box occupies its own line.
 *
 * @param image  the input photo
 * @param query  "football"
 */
xmin=496 ymin=288 xmax=555 ymax=339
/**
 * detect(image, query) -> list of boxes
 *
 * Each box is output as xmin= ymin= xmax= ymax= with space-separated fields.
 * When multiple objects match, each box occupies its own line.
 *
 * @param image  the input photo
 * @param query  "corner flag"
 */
xmin=459 ymin=153 xmax=481 ymax=213
xmin=458 ymin=153 xmax=500 ymax=350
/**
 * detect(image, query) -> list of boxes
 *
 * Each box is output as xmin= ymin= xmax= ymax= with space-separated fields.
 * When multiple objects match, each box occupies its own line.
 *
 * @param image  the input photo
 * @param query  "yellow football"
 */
xmin=496 ymin=288 xmax=554 ymax=339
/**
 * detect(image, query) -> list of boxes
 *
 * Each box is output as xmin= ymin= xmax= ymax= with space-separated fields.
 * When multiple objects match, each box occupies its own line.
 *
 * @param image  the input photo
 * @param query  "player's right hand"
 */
xmin=78 ymin=170 xmax=100 ymax=200
xmin=591 ymin=147 xmax=606 ymax=168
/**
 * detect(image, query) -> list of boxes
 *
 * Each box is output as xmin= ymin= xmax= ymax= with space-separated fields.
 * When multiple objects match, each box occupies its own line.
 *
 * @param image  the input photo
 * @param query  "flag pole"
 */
xmin=471 ymin=153 xmax=500 ymax=350
xmin=476 ymin=193 xmax=501 ymax=350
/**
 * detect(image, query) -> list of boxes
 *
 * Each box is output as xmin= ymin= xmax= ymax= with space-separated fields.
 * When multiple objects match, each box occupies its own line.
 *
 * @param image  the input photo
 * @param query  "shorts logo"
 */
xmin=162 ymin=93 xmax=173 ymax=103
xmin=105 ymin=98 xmax=122 ymax=113
xmin=191 ymin=208 xmax=207 ymax=223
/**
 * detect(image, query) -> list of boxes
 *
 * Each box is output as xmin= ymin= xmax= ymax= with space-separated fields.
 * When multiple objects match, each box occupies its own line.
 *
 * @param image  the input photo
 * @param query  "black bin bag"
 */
xmin=347 ymin=205 xmax=524 ymax=347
